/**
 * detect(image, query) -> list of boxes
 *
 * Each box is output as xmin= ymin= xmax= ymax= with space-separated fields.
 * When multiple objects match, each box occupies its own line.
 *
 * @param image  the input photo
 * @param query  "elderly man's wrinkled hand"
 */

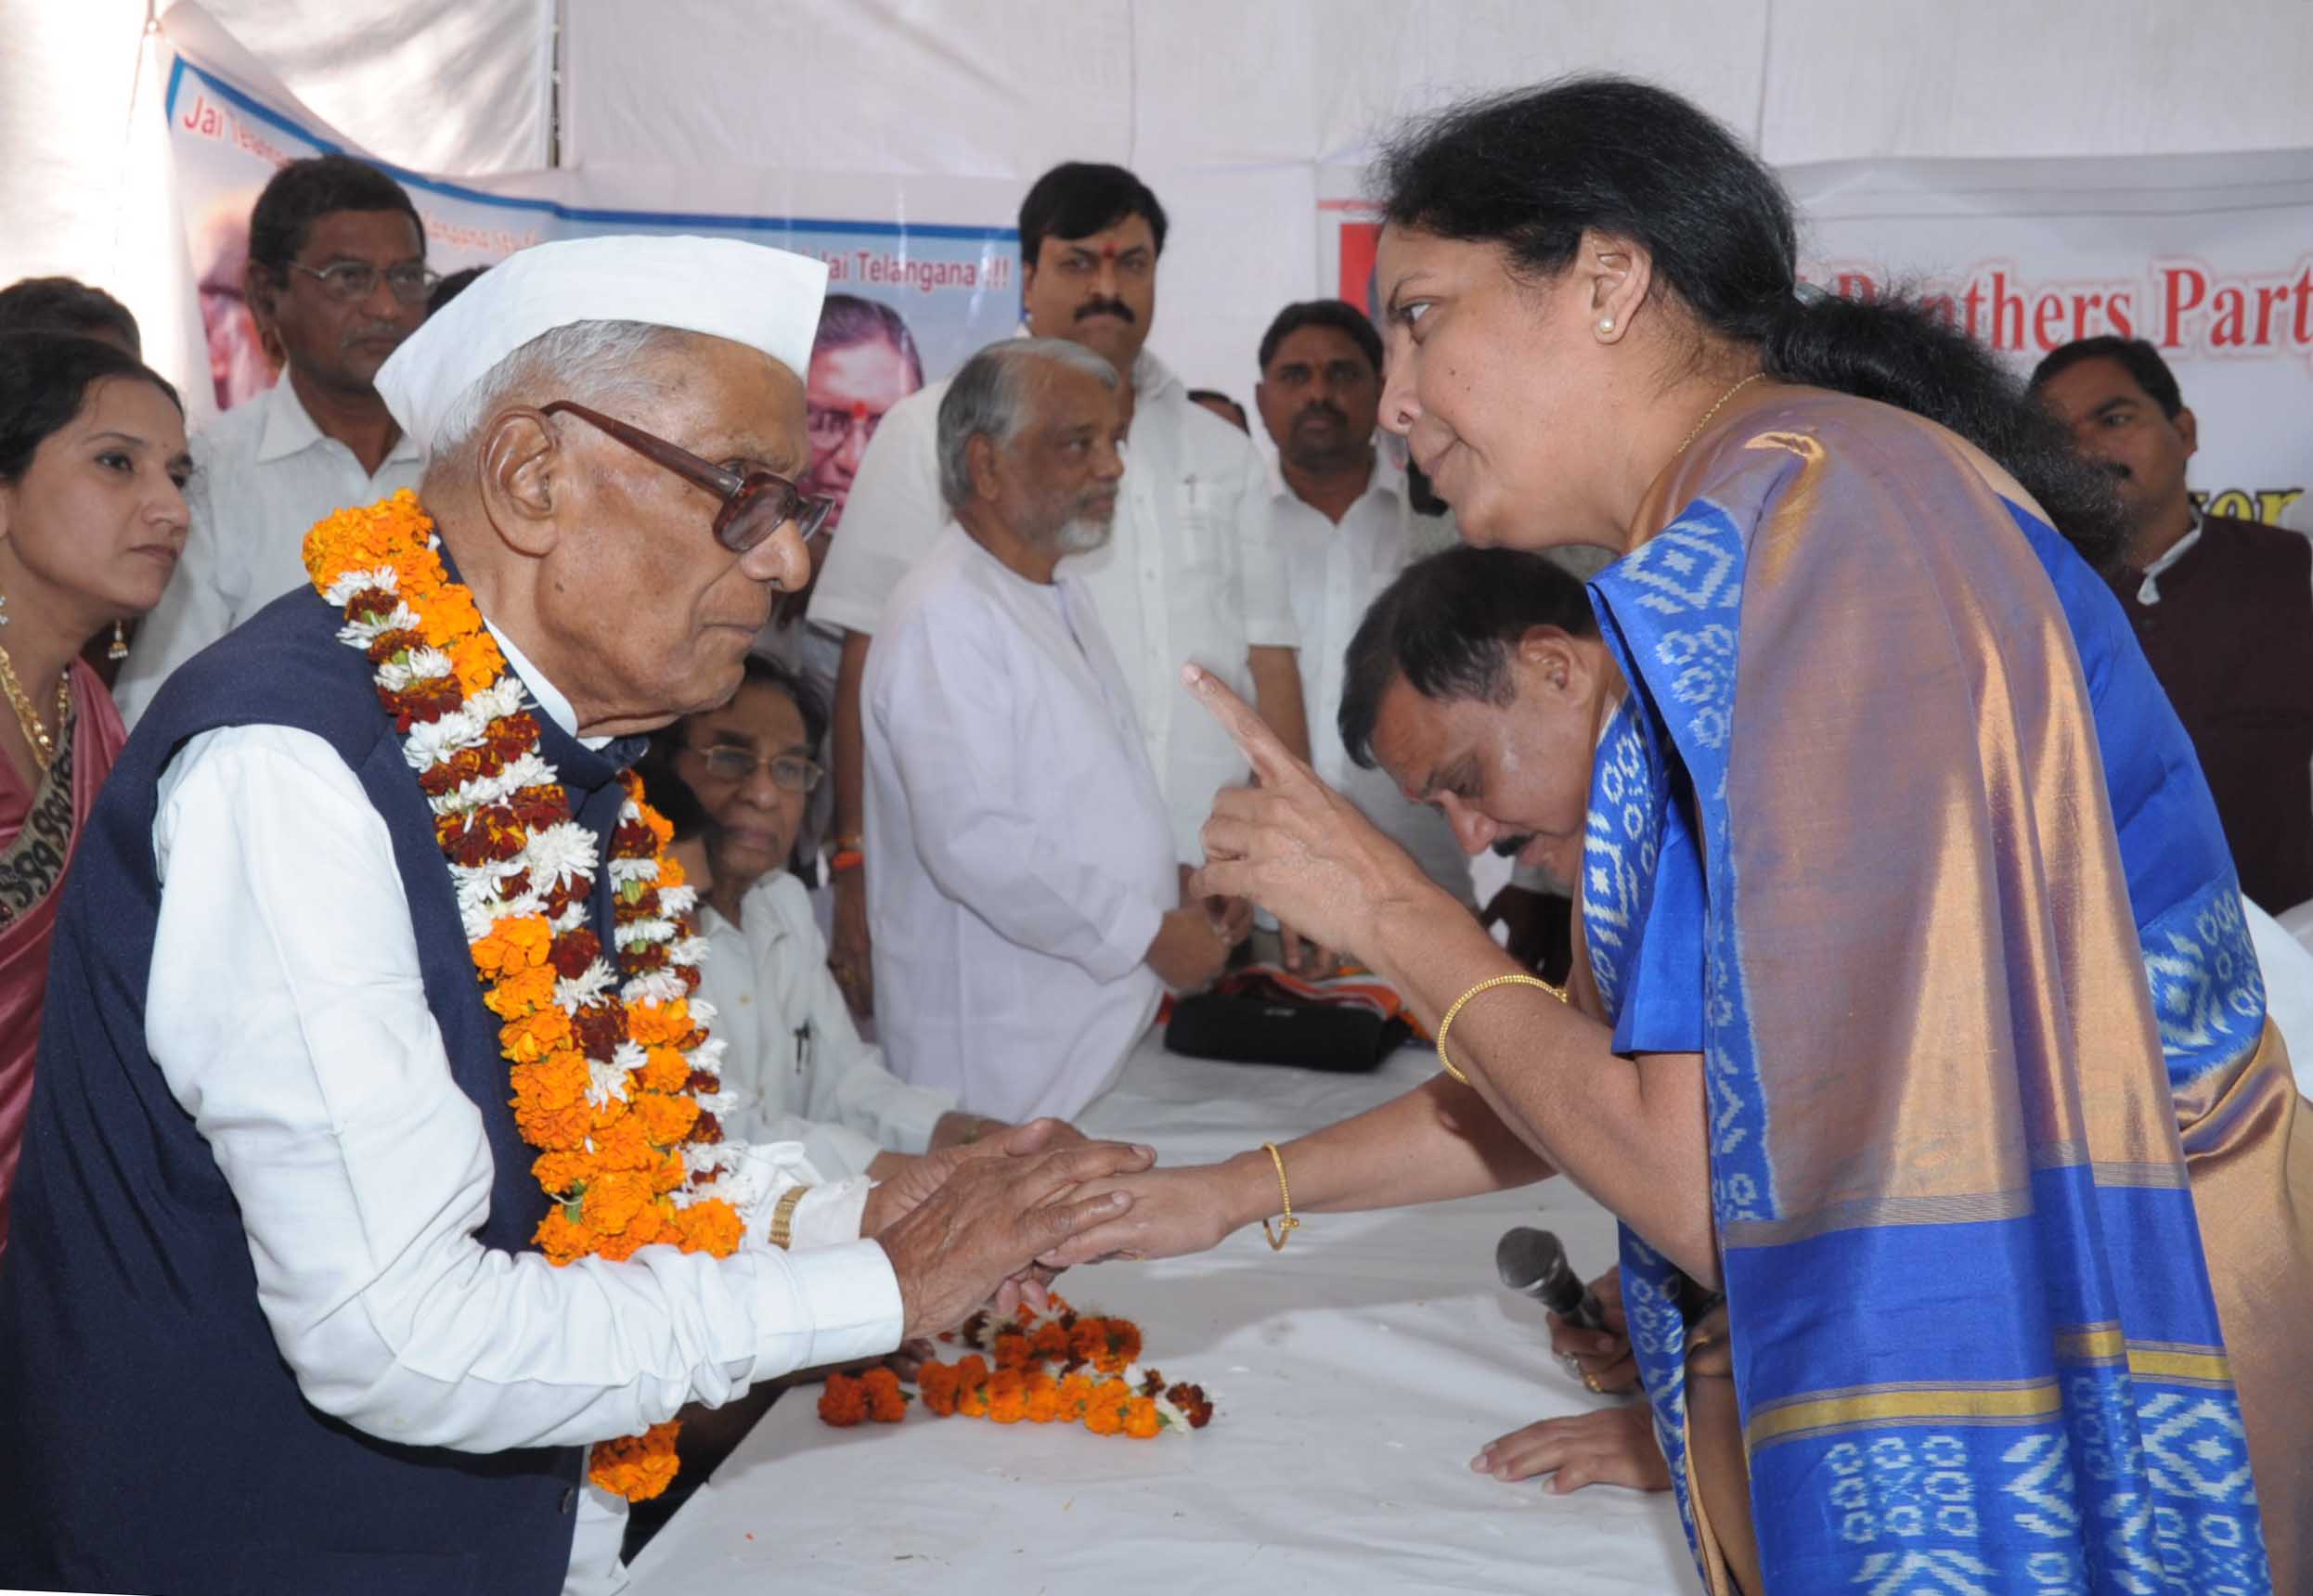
xmin=872 ymin=1139 xmax=1156 ymax=1339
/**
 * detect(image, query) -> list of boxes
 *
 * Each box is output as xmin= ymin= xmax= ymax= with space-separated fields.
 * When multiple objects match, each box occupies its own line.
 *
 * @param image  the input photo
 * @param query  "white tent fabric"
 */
xmin=7 ymin=1 xmax=2313 ymax=410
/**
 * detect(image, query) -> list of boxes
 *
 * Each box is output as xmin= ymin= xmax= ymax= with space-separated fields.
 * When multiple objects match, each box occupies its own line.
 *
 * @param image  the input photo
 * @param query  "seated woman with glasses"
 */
xmin=658 ymin=655 xmax=1055 ymax=1178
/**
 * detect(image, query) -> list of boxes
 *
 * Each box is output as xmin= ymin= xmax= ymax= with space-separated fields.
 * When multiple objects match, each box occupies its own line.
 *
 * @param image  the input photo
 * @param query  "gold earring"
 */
xmin=110 ymin=620 xmax=130 ymax=661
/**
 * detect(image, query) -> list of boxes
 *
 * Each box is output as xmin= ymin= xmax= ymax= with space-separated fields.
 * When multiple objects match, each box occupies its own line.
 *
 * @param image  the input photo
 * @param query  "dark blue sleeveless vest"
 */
xmin=0 ymin=576 xmax=643 ymax=1595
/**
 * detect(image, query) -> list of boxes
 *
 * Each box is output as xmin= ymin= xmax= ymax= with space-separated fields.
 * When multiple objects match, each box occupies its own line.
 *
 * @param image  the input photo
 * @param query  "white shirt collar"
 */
xmin=2135 ymin=505 xmax=2205 ymax=605
xmin=485 ymin=619 xmax=612 ymax=749
xmin=1272 ymin=444 xmax=1399 ymax=513
xmin=254 ymin=375 xmax=424 ymax=468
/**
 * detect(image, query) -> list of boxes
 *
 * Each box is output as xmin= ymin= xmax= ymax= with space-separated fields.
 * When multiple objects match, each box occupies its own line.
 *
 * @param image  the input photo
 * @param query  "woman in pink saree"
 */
xmin=0 ymin=331 xmax=190 ymax=1254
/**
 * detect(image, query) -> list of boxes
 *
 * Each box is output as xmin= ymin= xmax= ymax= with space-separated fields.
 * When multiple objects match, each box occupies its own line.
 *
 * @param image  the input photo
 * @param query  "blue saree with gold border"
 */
xmin=1575 ymin=390 xmax=2306 ymax=1593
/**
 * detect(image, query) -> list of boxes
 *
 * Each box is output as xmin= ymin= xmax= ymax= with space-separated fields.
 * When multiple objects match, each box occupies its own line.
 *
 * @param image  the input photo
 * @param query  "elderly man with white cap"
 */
xmin=0 ymin=236 xmax=1150 ymax=1596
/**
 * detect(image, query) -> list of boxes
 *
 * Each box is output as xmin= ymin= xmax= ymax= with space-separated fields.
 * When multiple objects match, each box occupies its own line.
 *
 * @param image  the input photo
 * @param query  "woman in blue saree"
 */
xmin=1051 ymin=78 xmax=2309 ymax=1593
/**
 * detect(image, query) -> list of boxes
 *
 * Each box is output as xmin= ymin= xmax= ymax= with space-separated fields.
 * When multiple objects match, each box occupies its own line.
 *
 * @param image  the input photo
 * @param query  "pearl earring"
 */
xmin=1596 ymin=317 xmax=1616 ymax=336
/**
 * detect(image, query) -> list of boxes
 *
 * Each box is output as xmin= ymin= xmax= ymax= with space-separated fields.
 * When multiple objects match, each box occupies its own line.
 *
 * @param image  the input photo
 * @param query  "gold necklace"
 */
xmin=1677 ymin=370 xmax=1767 ymax=457
xmin=0 ymin=639 xmax=68 ymax=773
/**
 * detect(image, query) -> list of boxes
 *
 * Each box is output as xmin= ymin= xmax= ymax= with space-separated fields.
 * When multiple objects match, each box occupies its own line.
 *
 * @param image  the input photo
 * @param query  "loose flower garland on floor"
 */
xmin=304 ymin=490 xmax=753 ymax=1503
xmin=819 ymin=1296 xmax=1216 ymax=1438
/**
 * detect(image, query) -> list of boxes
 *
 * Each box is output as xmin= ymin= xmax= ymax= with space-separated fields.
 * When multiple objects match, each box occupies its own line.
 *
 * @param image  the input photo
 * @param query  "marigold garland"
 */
xmin=824 ymin=1295 xmax=1214 ymax=1441
xmin=304 ymin=490 xmax=752 ymax=1501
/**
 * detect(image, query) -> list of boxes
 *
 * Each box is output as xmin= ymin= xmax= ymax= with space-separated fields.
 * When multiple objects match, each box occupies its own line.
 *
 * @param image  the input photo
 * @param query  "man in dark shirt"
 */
xmin=2034 ymin=337 xmax=2313 ymax=913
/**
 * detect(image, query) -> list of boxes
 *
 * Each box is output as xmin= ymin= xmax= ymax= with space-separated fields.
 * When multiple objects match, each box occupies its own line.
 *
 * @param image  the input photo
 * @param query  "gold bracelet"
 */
xmin=1435 ymin=972 xmax=1570 ymax=1085
xmin=1260 ymin=1141 xmax=1299 ymax=1251
xmin=769 ymin=1183 xmax=812 ymax=1250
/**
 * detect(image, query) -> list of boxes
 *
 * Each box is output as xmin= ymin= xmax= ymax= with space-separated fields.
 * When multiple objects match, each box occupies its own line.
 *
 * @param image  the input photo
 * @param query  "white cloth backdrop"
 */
xmin=8 ymin=1 xmax=2313 ymax=419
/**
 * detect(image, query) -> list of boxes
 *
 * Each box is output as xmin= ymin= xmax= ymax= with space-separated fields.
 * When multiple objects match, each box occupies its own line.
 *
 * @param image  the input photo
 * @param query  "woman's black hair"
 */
xmin=1338 ymin=547 xmax=1597 ymax=768
xmin=1376 ymin=76 xmax=2123 ymax=572
xmin=0 ymin=330 xmax=183 ymax=483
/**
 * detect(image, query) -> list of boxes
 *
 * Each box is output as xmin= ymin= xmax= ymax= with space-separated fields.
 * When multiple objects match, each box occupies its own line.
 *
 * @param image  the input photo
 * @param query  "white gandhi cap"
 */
xmin=375 ymin=234 xmax=830 ymax=455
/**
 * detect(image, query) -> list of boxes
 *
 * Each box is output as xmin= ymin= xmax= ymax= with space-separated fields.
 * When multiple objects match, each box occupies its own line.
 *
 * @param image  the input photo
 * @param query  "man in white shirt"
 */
xmin=1256 ymin=299 xmax=1468 ymax=920
xmin=0 ymin=237 xmax=1150 ymax=1596
xmin=810 ymin=162 xmax=1309 ymax=1015
xmin=113 ymin=155 xmax=430 ymax=727
xmin=865 ymin=340 xmax=1234 ymax=1123
xmin=669 ymin=653 xmax=1018 ymax=1175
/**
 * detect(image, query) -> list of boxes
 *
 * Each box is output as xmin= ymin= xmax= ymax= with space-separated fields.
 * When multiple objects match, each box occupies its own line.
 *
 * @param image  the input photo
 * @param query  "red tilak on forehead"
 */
xmin=1101 ymin=241 xmax=1119 ymax=262
xmin=850 ymin=399 xmax=870 ymax=420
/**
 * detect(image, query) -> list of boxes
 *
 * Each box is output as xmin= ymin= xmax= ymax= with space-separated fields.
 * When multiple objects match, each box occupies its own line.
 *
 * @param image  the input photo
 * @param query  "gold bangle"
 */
xmin=1435 ymin=972 xmax=1570 ymax=1085
xmin=1260 ymin=1141 xmax=1299 ymax=1251
xmin=769 ymin=1183 xmax=812 ymax=1250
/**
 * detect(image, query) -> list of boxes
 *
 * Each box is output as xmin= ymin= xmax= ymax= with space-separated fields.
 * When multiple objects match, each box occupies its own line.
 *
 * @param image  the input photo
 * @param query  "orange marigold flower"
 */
xmin=1029 ymin=1322 xmax=1071 ymax=1362
xmin=633 ymin=801 xmax=676 ymax=850
xmin=991 ymin=1332 xmax=1032 ymax=1372
xmin=1069 ymin=1319 xmax=1109 ymax=1365
xmin=535 ymin=1207 xmax=593 ymax=1265
xmin=651 ymin=1149 xmax=690 ymax=1194
xmin=861 ymin=1367 xmax=910 ymax=1423
xmin=484 ymin=963 xmax=559 ymax=1021
xmin=588 ymin=1422 xmax=682 ymax=1501
xmin=1099 ymin=1319 xmax=1143 ymax=1373
xmin=954 ymin=1355 xmax=989 ymax=1387
xmin=1055 ymin=1372 xmax=1095 ymax=1419
xmin=472 ymin=914 xmax=552 ymax=976
xmin=918 ymin=1362 xmax=960 ymax=1417
xmin=589 ymin=1110 xmax=657 ymax=1172
xmin=1023 ymin=1374 xmax=1062 ymax=1424
xmin=581 ymin=1169 xmax=657 ymax=1235
xmin=638 ymin=1046 xmax=691 ymax=1094
xmin=672 ymin=1198 xmax=743 ymax=1256
xmin=419 ymin=583 xmax=485 ymax=648
xmin=627 ymin=998 xmax=691 ymax=1048
xmin=1083 ymin=1398 xmax=1124 ymax=1436
xmin=1122 ymin=1396 xmax=1162 ymax=1439
xmin=630 ymin=1090 xmax=701 ymax=1148
xmin=532 ymin=1150 xmax=593 ymax=1195
xmin=818 ymin=1372 xmax=867 ymax=1427
xmin=447 ymin=629 xmax=507 ymax=696
xmin=987 ymin=1374 xmax=1028 ymax=1425
xmin=510 ymin=1049 xmax=589 ymax=1113
xmin=654 ymin=854 xmax=688 ymax=890
xmin=513 ymin=1093 xmax=594 ymax=1152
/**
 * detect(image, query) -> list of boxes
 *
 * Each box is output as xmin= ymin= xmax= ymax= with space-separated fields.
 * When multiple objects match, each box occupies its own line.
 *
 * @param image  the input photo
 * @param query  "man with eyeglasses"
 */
xmin=0 ymin=235 xmax=1155 ymax=1596
xmin=115 ymin=155 xmax=433 ymax=727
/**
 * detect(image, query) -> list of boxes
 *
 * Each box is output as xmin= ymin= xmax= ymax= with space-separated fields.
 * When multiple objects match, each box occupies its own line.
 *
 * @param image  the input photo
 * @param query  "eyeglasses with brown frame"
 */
xmin=539 ymin=400 xmax=834 ymax=554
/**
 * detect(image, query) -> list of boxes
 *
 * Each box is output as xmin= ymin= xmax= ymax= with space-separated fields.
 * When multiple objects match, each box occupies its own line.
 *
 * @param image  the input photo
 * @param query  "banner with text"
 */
xmin=162 ymin=16 xmax=1022 ymax=521
xmin=1323 ymin=150 xmax=2313 ymax=526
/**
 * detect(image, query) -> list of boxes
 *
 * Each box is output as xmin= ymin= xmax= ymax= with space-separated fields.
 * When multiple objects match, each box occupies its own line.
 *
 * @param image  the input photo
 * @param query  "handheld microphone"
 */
xmin=1495 ymin=1227 xmax=1608 ymax=1331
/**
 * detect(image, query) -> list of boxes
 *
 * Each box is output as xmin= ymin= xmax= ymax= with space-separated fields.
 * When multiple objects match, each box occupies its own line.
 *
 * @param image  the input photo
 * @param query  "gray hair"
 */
xmin=935 ymin=338 xmax=1118 ymax=513
xmin=425 ymin=318 xmax=689 ymax=469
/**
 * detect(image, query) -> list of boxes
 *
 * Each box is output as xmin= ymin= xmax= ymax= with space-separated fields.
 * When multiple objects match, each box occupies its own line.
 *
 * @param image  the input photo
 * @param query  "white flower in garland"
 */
xmin=523 ymin=821 xmax=600 ymax=892
xmin=658 ymin=883 xmax=700 ymax=917
xmin=614 ymin=916 xmax=678 ymax=950
xmin=584 ymin=1055 xmax=632 ymax=1110
xmin=337 ymin=599 xmax=422 ymax=650
xmin=433 ymin=751 xmax=556 ymax=816
xmin=621 ymin=968 xmax=691 ymax=1008
xmin=377 ymin=647 xmax=454 ymax=691
xmin=556 ymin=961 xmax=618 ymax=1013
xmin=607 ymin=856 xmax=657 ymax=888
xmin=403 ymin=704 xmax=489 ymax=771
xmin=323 ymin=564 xmax=400 ymax=608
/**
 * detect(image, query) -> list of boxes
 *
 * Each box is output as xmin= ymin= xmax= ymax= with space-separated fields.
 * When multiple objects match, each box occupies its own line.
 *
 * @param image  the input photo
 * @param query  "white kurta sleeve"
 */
xmin=872 ymin=597 xmax=1167 ymax=985
xmin=146 ymin=726 xmax=904 ymax=1454
xmin=805 ymin=388 xmax=946 ymax=637
xmin=112 ymin=465 xmax=236 ymax=729
xmin=768 ymin=878 xmax=956 ymax=1151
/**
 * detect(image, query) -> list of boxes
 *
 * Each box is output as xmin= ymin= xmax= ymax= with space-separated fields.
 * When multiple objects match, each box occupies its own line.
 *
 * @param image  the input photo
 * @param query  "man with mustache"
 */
xmin=116 ymin=156 xmax=431 ymax=727
xmin=2034 ymin=336 xmax=2313 ymax=913
xmin=862 ymin=340 xmax=1229 ymax=1121
xmin=808 ymin=162 xmax=1309 ymax=1016
xmin=1256 ymin=301 xmax=1470 ymax=946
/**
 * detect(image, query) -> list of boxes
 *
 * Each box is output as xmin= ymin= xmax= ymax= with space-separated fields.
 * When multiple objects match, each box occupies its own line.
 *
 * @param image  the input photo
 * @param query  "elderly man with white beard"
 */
xmin=865 ymin=340 xmax=1233 ymax=1125
xmin=0 ymin=237 xmax=1154 ymax=1596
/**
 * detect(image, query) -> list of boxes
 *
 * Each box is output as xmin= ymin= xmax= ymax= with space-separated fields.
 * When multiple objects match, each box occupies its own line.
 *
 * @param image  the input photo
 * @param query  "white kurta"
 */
xmin=863 ymin=525 xmax=1176 ymax=1122
xmin=115 ymin=378 xmax=425 ymax=728
xmin=1273 ymin=452 xmax=1471 ymax=904
xmin=142 ymin=625 xmax=903 ymax=1596
xmin=810 ymin=347 xmax=1298 ymax=862
xmin=697 ymin=870 xmax=959 ymax=1177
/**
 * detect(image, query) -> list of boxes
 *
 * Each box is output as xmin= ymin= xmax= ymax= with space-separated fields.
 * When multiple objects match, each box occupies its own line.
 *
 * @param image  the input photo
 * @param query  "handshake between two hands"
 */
xmin=864 ymin=1119 xmax=1161 ymax=1341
